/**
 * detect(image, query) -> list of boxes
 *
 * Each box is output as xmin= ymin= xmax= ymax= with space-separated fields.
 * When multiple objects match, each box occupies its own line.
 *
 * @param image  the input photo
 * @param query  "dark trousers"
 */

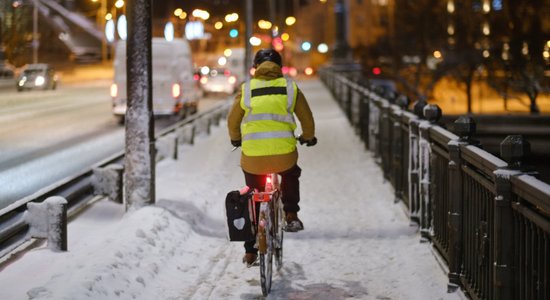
xmin=243 ymin=165 xmax=302 ymax=254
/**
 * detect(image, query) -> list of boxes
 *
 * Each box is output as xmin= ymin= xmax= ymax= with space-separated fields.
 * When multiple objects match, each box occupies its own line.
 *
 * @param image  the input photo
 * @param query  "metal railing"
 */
xmin=0 ymin=100 xmax=232 ymax=258
xmin=319 ymin=67 xmax=550 ymax=300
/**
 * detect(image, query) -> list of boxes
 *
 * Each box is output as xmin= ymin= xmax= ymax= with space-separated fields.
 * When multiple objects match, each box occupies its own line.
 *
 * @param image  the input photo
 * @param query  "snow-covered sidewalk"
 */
xmin=0 ymin=79 xmax=464 ymax=300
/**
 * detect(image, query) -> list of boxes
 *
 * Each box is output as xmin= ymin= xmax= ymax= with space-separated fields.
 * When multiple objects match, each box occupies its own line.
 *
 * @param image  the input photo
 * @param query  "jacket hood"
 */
xmin=253 ymin=61 xmax=283 ymax=80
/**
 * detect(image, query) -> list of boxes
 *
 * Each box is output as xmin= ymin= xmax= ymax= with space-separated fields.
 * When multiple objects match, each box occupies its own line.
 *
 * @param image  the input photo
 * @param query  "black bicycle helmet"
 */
xmin=253 ymin=49 xmax=282 ymax=68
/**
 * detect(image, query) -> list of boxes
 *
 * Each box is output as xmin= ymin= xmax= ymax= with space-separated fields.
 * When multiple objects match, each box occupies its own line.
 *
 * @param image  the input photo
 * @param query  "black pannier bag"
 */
xmin=225 ymin=190 xmax=255 ymax=241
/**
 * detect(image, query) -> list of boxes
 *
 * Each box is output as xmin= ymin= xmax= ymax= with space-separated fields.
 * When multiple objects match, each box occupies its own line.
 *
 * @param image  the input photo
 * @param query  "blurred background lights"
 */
xmin=224 ymin=49 xmax=233 ymax=57
xmin=200 ymin=66 xmax=210 ymax=75
xmin=249 ymin=36 xmax=262 ymax=46
xmin=317 ymin=43 xmax=328 ymax=53
xmin=301 ymin=41 xmax=312 ymax=52
xmin=304 ymin=67 xmax=314 ymax=76
xmin=214 ymin=22 xmax=223 ymax=30
xmin=164 ymin=22 xmax=174 ymax=41
xmin=285 ymin=16 xmax=296 ymax=26
xmin=105 ymin=19 xmax=115 ymax=42
xmin=218 ymin=56 xmax=227 ymax=66
xmin=229 ymin=29 xmax=239 ymax=38
xmin=281 ymin=33 xmax=290 ymax=41
xmin=117 ymin=15 xmax=127 ymax=41
xmin=225 ymin=13 xmax=239 ymax=23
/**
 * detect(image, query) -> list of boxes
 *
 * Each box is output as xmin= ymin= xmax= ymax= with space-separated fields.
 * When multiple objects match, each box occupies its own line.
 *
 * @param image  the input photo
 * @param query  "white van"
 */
xmin=110 ymin=37 xmax=200 ymax=123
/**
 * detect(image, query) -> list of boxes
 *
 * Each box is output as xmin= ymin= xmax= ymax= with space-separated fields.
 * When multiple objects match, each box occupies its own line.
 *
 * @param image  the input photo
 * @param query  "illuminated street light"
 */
xmin=114 ymin=0 xmax=124 ymax=9
xmin=192 ymin=9 xmax=210 ymax=20
xmin=285 ymin=16 xmax=296 ymax=26
xmin=281 ymin=33 xmax=290 ymax=41
xmin=105 ymin=13 xmax=113 ymax=21
xmin=447 ymin=0 xmax=455 ymax=14
xmin=225 ymin=13 xmax=239 ymax=23
xmin=258 ymin=20 xmax=272 ymax=30
xmin=317 ymin=43 xmax=329 ymax=53
xmin=105 ymin=19 xmax=115 ymax=42
xmin=164 ymin=22 xmax=174 ymax=41
xmin=433 ymin=50 xmax=442 ymax=59
xmin=215 ymin=22 xmax=223 ymax=30
xmin=174 ymin=8 xmax=183 ymax=17
xmin=249 ymin=36 xmax=262 ymax=46
xmin=117 ymin=15 xmax=127 ymax=40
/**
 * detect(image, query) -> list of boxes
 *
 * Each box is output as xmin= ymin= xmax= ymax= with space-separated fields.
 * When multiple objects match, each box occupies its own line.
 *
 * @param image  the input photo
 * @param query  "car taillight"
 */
xmin=172 ymin=83 xmax=181 ymax=98
xmin=110 ymin=83 xmax=118 ymax=98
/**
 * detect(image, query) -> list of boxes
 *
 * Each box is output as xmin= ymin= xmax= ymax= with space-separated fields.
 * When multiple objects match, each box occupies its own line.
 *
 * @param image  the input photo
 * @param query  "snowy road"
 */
xmin=0 ymin=81 xmax=225 ymax=208
xmin=0 ymin=79 xmax=464 ymax=300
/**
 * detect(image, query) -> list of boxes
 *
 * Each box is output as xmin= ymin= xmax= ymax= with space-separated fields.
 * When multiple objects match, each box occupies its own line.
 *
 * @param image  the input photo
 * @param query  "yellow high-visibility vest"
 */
xmin=240 ymin=77 xmax=297 ymax=156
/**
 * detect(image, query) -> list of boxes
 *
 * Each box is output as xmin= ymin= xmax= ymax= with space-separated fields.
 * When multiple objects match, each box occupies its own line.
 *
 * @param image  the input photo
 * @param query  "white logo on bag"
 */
xmin=233 ymin=217 xmax=245 ymax=230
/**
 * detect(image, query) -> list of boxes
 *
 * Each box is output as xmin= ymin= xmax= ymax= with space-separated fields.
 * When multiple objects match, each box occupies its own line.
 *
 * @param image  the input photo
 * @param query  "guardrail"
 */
xmin=0 ymin=100 xmax=232 ymax=258
xmin=319 ymin=67 xmax=550 ymax=300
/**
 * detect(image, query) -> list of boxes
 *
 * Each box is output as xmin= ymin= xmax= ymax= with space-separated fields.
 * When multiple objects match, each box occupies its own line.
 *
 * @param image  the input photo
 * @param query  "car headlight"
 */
xmin=35 ymin=75 xmax=45 ymax=86
xmin=18 ymin=77 xmax=27 ymax=86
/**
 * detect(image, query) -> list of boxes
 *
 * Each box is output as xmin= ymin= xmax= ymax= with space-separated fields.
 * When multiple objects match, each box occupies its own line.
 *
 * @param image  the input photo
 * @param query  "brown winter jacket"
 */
xmin=227 ymin=61 xmax=315 ymax=175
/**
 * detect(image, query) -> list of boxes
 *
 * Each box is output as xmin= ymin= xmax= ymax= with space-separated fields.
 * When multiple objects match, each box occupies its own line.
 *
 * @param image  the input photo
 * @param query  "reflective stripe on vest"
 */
xmin=240 ymin=77 xmax=297 ymax=156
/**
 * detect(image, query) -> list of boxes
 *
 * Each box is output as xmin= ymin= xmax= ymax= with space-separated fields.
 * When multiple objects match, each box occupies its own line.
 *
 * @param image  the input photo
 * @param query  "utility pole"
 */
xmin=244 ymin=0 xmax=253 ymax=81
xmin=332 ymin=0 xmax=360 ymax=71
xmin=124 ymin=0 xmax=155 ymax=211
xmin=99 ymin=0 xmax=107 ymax=62
xmin=32 ymin=0 xmax=38 ymax=63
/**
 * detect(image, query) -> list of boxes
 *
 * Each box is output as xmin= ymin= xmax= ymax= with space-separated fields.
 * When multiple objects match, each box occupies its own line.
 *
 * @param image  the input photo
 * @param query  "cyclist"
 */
xmin=227 ymin=49 xmax=317 ymax=266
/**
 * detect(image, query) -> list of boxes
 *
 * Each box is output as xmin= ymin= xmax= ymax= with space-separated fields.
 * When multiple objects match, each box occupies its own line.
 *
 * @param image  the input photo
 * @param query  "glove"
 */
xmin=298 ymin=136 xmax=317 ymax=147
xmin=231 ymin=140 xmax=241 ymax=147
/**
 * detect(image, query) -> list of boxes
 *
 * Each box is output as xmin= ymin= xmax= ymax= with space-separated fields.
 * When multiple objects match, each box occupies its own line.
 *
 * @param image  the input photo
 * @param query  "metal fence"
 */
xmin=319 ymin=68 xmax=550 ymax=300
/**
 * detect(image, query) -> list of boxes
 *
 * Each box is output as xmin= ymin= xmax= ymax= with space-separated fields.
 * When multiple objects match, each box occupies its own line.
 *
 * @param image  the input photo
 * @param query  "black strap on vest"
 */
xmin=251 ymin=86 xmax=287 ymax=97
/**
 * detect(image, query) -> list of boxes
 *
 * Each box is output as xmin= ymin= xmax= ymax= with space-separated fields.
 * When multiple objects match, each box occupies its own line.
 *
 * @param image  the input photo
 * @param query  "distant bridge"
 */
xmin=37 ymin=0 xmax=104 ymax=63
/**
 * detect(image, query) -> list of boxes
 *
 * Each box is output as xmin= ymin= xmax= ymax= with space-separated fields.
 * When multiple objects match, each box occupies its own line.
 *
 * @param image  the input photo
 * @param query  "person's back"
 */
xmin=227 ymin=49 xmax=317 ymax=266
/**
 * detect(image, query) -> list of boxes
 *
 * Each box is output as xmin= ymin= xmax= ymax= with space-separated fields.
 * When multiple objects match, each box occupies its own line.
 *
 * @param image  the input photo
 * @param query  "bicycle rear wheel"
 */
xmin=258 ymin=203 xmax=273 ymax=296
xmin=273 ymin=194 xmax=284 ymax=270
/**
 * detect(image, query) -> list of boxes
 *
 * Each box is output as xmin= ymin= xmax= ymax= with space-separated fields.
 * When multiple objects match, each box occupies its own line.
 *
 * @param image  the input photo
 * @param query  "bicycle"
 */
xmin=251 ymin=173 xmax=285 ymax=296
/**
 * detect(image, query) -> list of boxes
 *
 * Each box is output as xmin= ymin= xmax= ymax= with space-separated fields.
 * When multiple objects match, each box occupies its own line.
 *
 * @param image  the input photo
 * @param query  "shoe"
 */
xmin=242 ymin=253 xmax=258 ymax=267
xmin=284 ymin=212 xmax=304 ymax=232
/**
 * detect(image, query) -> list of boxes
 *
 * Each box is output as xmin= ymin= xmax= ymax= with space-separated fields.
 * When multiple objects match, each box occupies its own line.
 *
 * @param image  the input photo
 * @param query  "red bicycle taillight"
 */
xmin=265 ymin=176 xmax=273 ymax=192
xmin=110 ymin=83 xmax=118 ymax=98
xmin=172 ymin=83 xmax=181 ymax=98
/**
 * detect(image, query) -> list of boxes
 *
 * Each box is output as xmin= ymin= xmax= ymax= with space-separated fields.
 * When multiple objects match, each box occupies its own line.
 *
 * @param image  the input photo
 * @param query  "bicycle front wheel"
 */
xmin=259 ymin=251 xmax=273 ymax=296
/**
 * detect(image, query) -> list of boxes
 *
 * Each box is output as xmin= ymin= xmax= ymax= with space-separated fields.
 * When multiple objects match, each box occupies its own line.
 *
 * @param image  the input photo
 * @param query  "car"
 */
xmin=17 ymin=64 xmax=58 ymax=91
xmin=200 ymin=68 xmax=238 ymax=95
xmin=111 ymin=38 xmax=201 ymax=124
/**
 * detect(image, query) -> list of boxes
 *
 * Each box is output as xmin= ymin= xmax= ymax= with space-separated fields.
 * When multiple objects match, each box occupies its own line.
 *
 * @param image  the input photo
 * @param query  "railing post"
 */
xmin=345 ymin=80 xmax=353 ymax=122
xmin=493 ymin=135 xmax=529 ymax=300
xmin=25 ymin=196 xmax=68 ymax=252
xmin=418 ymin=104 xmax=442 ymax=241
xmin=380 ymin=101 xmax=391 ymax=176
xmin=447 ymin=116 xmax=476 ymax=291
xmin=408 ymin=100 xmax=426 ymax=223
xmin=358 ymin=88 xmax=370 ymax=148
xmin=391 ymin=106 xmax=403 ymax=202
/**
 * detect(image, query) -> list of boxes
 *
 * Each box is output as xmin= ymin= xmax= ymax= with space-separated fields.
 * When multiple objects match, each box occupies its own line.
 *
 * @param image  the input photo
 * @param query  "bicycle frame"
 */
xmin=250 ymin=174 xmax=284 ymax=296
